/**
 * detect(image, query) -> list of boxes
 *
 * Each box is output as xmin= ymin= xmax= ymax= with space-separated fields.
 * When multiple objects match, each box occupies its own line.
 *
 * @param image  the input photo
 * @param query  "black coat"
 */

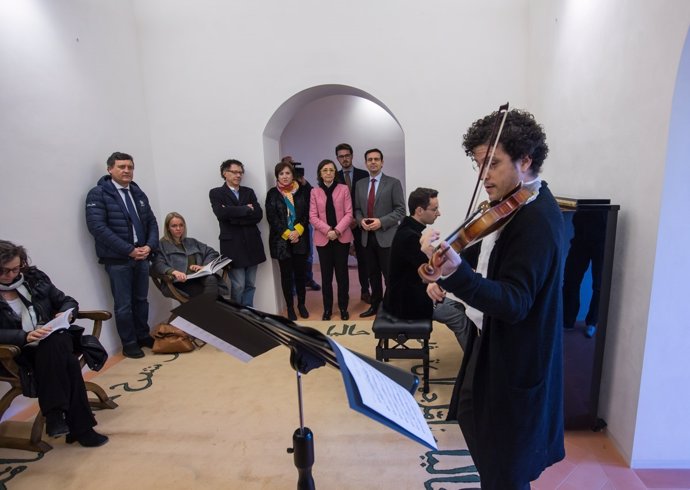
xmin=265 ymin=185 xmax=310 ymax=260
xmin=85 ymin=176 xmax=159 ymax=263
xmin=383 ymin=216 xmax=433 ymax=319
xmin=440 ymin=182 xmax=565 ymax=483
xmin=0 ymin=267 xmax=79 ymax=347
xmin=209 ymin=184 xmax=267 ymax=268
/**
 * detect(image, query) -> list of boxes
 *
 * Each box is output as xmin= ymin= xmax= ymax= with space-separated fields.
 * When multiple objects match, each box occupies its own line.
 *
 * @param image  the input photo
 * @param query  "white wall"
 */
xmin=132 ymin=0 xmax=530 ymax=313
xmin=0 ymin=0 xmax=168 ymax=355
xmin=633 ymin=28 xmax=690 ymax=468
xmin=528 ymin=0 xmax=690 ymax=467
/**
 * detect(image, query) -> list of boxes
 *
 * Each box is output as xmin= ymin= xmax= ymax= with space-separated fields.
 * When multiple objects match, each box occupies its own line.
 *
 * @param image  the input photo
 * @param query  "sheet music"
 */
xmin=330 ymin=339 xmax=437 ymax=450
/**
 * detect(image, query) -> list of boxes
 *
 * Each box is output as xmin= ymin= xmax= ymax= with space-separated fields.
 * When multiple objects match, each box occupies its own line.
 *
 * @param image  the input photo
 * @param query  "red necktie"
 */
xmin=367 ymin=178 xmax=376 ymax=218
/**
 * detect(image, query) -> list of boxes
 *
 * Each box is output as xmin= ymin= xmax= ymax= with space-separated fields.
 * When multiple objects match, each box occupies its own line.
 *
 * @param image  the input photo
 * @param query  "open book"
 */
xmin=178 ymin=256 xmax=231 ymax=282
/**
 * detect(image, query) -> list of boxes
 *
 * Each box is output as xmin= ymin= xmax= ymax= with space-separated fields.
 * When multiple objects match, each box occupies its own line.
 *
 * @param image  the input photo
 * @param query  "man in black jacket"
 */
xmin=85 ymin=152 xmax=159 ymax=359
xmin=384 ymin=188 xmax=470 ymax=351
xmin=423 ymin=110 xmax=565 ymax=489
xmin=209 ymin=159 xmax=266 ymax=307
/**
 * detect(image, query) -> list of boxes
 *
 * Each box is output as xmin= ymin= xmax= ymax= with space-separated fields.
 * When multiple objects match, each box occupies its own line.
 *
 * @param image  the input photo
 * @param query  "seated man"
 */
xmin=383 ymin=187 xmax=469 ymax=351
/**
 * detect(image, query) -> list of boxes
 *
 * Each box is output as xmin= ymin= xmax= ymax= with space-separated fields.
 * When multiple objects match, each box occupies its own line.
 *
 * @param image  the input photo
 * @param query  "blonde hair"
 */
xmin=162 ymin=212 xmax=186 ymax=244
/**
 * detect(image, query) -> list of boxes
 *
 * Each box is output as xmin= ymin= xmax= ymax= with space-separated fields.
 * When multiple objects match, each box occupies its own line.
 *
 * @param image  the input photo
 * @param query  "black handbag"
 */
xmin=79 ymin=334 xmax=108 ymax=371
xmin=67 ymin=325 xmax=108 ymax=371
xmin=18 ymin=364 xmax=38 ymax=398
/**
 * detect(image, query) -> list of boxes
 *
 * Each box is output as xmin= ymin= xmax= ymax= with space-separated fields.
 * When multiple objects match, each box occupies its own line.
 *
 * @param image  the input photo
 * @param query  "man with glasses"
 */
xmin=422 ymin=109 xmax=565 ymax=490
xmin=334 ymin=143 xmax=371 ymax=304
xmin=85 ymin=151 xmax=159 ymax=359
xmin=209 ymin=159 xmax=266 ymax=307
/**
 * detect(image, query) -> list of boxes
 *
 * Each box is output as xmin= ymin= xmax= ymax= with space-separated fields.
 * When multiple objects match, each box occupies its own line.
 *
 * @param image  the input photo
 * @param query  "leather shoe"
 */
xmin=46 ymin=410 xmax=69 ymax=438
xmin=122 ymin=343 xmax=145 ymax=359
xmin=66 ymin=428 xmax=109 ymax=447
xmin=138 ymin=336 xmax=154 ymax=349
xmin=359 ymin=306 xmax=378 ymax=318
xmin=360 ymin=292 xmax=371 ymax=304
xmin=298 ymin=304 xmax=309 ymax=319
xmin=340 ymin=310 xmax=349 ymax=321
xmin=322 ymin=310 xmax=332 ymax=321
xmin=307 ymin=281 xmax=321 ymax=291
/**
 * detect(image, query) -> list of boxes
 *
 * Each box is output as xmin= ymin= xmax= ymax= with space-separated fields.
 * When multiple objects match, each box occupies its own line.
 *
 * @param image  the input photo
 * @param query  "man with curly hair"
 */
xmin=422 ymin=109 xmax=565 ymax=489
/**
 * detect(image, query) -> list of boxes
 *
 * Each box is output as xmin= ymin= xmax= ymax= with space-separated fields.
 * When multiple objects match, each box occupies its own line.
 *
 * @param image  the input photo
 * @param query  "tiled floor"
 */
xmin=298 ymin=264 xmax=690 ymax=489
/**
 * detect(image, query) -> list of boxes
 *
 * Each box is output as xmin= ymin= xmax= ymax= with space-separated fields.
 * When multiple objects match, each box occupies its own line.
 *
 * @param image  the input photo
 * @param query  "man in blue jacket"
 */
xmin=85 ymin=152 xmax=159 ymax=358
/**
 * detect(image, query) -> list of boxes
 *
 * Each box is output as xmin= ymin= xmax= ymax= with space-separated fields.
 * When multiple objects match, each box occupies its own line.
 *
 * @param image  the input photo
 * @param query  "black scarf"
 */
xmin=319 ymin=182 xmax=338 ymax=228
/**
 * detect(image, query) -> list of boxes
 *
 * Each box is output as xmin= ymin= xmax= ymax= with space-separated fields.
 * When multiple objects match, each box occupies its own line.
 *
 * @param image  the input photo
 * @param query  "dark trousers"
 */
xmin=363 ymin=233 xmax=390 ymax=307
xmin=177 ymin=274 xmax=228 ymax=298
xmin=278 ymin=254 xmax=308 ymax=307
xmin=352 ymin=227 xmax=369 ymax=295
xmin=105 ymin=259 xmax=151 ymax=347
xmin=24 ymin=331 xmax=96 ymax=436
xmin=316 ymin=241 xmax=350 ymax=311
xmin=457 ymin=331 xmax=529 ymax=490
xmin=562 ymin=240 xmax=604 ymax=328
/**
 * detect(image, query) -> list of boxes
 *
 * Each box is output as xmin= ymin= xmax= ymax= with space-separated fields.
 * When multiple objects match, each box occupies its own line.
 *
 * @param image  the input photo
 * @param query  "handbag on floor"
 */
xmin=152 ymin=323 xmax=195 ymax=354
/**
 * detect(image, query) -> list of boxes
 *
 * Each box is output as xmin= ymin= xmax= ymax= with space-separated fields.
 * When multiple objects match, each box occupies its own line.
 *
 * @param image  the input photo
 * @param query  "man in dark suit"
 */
xmin=353 ymin=148 xmax=405 ymax=317
xmin=209 ymin=159 xmax=266 ymax=307
xmin=335 ymin=143 xmax=371 ymax=303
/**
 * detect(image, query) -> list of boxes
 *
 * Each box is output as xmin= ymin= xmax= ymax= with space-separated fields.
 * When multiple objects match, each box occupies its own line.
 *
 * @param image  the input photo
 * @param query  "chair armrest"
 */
xmin=75 ymin=310 xmax=112 ymax=339
xmin=76 ymin=311 xmax=112 ymax=322
xmin=0 ymin=344 xmax=22 ymax=380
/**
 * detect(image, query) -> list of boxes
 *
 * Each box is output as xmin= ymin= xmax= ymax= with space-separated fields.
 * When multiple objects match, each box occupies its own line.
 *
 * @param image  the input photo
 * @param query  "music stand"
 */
xmin=171 ymin=294 xmax=427 ymax=490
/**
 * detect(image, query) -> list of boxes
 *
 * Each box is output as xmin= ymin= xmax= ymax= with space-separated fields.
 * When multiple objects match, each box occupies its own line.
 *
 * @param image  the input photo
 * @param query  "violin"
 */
xmin=418 ymin=183 xmax=535 ymax=283
xmin=417 ymin=102 xmax=536 ymax=283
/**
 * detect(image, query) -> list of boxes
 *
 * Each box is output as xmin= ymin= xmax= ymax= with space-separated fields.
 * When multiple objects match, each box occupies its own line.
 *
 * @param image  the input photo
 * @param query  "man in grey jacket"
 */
xmin=354 ymin=148 xmax=405 ymax=317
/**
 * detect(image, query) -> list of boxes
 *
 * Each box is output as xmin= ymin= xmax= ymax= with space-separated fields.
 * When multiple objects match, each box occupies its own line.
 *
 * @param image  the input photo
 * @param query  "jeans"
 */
xmin=104 ymin=259 xmax=151 ymax=347
xmin=433 ymin=298 xmax=471 ymax=351
xmin=228 ymin=265 xmax=258 ymax=307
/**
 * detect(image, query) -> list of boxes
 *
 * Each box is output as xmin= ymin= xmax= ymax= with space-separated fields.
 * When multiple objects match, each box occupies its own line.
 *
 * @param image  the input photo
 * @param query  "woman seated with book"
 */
xmin=152 ymin=212 xmax=229 ymax=298
xmin=0 ymin=240 xmax=108 ymax=447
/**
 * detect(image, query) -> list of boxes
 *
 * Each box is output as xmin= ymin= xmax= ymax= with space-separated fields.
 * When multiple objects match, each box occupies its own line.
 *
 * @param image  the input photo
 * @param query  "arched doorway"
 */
xmin=262 ymin=84 xmax=405 ymax=313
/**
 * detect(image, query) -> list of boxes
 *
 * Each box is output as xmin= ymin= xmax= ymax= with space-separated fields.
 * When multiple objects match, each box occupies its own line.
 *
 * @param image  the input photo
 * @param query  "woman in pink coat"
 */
xmin=309 ymin=159 xmax=354 ymax=320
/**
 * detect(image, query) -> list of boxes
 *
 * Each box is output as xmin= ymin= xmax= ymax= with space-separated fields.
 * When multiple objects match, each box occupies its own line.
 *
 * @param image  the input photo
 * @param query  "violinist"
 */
xmin=421 ymin=109 xmax=565 ymax=489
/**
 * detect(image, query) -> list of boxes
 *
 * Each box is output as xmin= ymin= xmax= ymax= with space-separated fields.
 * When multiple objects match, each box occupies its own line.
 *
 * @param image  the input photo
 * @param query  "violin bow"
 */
xmin=464 ymin=102 xmax=510 ymax=219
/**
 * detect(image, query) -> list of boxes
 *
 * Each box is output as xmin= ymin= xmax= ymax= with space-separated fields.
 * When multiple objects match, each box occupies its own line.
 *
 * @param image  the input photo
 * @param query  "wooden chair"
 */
xmin=149 ymin=267 xmax=230 ymax=322
xmin=372 ymin=305 xmax=433 ymax=393
xmin=0 ymin=310 xmax=118 ymax=453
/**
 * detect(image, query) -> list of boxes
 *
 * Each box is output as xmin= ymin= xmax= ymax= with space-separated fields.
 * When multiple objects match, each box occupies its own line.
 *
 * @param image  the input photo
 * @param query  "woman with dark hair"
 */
xmin=151 ymin=212 xmax=228 ymax=298
xmin=309 ymin=159 xmax=353 ymax=320
xmin=0 ymin=240 xmax=108 ymax=447
xmin=265 ymin=162 xmax=311 ymax=320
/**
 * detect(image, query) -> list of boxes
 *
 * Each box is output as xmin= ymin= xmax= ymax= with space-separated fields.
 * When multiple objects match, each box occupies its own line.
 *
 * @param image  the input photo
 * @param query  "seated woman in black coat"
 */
xmin=151 ymin=212 xmax=229 ymax=298
xmin=265 ymin=162 xmax=311 ymax=321
xmin=0 ymin=240 xmax=108 ymax=447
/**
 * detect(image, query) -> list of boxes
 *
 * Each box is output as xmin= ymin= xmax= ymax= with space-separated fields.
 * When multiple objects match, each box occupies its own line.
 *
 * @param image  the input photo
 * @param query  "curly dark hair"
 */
xmin=462 ymin=109 xmax=549 ymax=174
xmin=0 ymin=240 xmax=30 ymax=270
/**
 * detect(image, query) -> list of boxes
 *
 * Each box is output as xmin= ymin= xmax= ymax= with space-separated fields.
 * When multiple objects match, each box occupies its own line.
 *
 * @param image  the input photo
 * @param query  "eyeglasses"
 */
xmin=336 ymin=154 xmax=352 ymax=159
xmin=0 ymin=266 xmax=21 ymax=275
xmin=471 ymin=158 xmax=501 ymax=172
xmin=226 ymin=170 xmax=244 ymax=175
